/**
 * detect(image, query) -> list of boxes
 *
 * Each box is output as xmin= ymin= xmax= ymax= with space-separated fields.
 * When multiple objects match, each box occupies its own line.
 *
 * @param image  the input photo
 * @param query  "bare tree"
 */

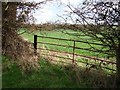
xmin=65 ymin=0 xmax=120 ymax=87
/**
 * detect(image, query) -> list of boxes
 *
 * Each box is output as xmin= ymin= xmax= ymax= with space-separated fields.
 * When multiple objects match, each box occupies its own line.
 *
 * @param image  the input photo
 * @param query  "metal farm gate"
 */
xmin=33 ymin=35 xmax=116 ymax=72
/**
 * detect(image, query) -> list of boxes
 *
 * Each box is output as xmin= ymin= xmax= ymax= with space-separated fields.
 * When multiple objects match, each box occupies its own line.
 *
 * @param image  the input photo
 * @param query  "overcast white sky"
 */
xmin=28 ymin=0 xmax=85 ymax=24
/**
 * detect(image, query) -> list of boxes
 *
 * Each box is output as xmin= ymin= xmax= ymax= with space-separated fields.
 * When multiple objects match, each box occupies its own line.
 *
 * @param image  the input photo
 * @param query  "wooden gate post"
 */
xmin=72 ymin=40 xmax=75 ymax=64
xmin=34 ymin=35 xmax=37 ymax=55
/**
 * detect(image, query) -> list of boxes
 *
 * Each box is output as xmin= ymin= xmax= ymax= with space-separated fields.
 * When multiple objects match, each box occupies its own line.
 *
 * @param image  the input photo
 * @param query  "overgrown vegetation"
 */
xmin=65 ymin=1 xmax=120 ymax=87
xmin=2 ymin=55 xmax=116 ymax=88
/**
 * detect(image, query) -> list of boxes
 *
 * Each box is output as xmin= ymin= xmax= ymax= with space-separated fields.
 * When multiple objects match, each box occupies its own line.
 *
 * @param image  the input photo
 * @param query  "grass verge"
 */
xmin=2 ymin=55 xmax=116 ymax=88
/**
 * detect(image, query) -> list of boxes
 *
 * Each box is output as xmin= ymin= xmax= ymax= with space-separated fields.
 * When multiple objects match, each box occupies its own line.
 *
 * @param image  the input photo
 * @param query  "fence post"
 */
xmin=72 ymin=40 xmax=75 ymax=64
xmin=34 ymin=35 xmax=37 ymax=55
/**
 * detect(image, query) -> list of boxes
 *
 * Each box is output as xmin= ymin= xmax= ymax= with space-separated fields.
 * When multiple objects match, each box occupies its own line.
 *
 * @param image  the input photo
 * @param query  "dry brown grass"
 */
xmin=3 ymin=30 xmax=40 ymax=73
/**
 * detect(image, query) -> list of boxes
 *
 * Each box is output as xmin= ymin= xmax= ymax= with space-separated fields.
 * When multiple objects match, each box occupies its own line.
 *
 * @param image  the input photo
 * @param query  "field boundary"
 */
xmin=33 ymin=35 xmax=116 ymax=71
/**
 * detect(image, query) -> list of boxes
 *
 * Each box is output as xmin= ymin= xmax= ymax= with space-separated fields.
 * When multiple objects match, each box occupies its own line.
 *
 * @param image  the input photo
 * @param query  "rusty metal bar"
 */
xmin=41 ymin=54 xmax=71 ymax=64
xmin=37 ymin=41 xmax=71 ymax=47
xmin=41 ymin=53 xmax=93 ymax=64
xmin=37 ymin=35 xmax=107 ymax=46
xmin=37 ymin=41 xmax=110 ymax=55
xmin=41 ymin=53 xmax=73 ymax=60
xmin=38 ymin=47 xmax=116 ymax=64
xmin=41 ymin=53 xmax=116 ymax=71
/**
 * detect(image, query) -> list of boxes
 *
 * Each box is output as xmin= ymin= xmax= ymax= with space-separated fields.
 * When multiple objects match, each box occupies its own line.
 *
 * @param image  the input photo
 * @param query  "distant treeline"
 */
xmin=21 ymin=23 xmax=118 ymax=32
xmin=21 ymin=23 xmax=83 ymax=31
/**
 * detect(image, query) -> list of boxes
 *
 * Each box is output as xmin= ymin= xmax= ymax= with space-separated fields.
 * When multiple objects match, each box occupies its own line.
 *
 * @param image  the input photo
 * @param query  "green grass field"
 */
xmin=18 ymin=28 xmax=108 ymax=58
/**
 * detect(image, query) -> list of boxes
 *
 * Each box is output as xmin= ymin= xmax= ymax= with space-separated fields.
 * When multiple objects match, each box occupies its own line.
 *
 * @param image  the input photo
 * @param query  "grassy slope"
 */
xmin=2 ymin=55 xmax=116 ymax=88
xmin=2 ymin=55 xmax=90 ymax=88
